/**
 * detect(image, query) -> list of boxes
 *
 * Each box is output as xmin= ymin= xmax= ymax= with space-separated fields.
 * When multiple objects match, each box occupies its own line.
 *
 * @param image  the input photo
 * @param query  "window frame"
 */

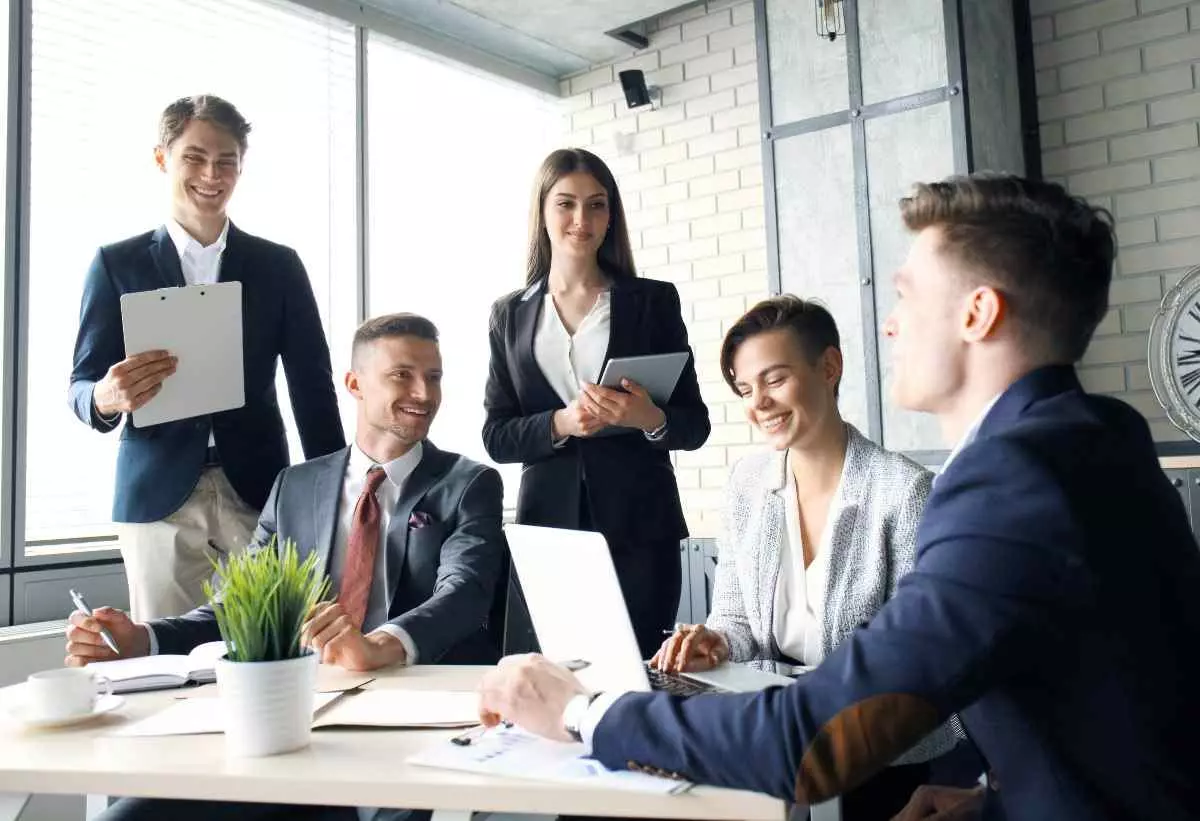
xmin=4 ymin=0 xmax=370 ymax=581
xmin=1 ymin=0 xmax=556 ymax=623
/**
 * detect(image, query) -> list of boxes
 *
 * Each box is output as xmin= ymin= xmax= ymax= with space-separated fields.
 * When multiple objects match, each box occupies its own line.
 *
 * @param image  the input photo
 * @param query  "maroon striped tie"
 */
xmin=339 ymin=466 xmax=388 ymax=631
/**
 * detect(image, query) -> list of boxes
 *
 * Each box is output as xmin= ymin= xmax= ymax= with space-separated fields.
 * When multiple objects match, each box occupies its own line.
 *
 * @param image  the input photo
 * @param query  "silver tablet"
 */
xmin=597 ymin=351 xmax=690 ymax=404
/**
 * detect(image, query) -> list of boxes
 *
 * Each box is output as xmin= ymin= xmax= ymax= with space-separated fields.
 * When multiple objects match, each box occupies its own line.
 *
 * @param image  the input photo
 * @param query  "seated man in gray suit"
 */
xmin=65 ymin=312 xmax=506 ymax=821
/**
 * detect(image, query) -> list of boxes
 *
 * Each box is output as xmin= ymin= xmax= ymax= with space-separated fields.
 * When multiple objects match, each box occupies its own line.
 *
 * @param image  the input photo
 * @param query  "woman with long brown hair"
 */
xmin=483 ymin=148 xmax=710 ymax=657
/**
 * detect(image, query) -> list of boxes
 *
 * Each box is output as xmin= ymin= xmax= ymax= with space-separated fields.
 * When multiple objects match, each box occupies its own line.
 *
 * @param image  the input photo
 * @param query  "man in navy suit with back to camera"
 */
xmin=478 ymin=174 xmax=1200 ymax=820
xmin=69 ymin=95 xmax=345 ymax=620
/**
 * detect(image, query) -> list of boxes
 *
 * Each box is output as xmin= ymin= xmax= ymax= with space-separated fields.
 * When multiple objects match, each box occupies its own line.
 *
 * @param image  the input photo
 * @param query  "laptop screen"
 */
xmin=504 ymin=523 xmax=652 ymax=694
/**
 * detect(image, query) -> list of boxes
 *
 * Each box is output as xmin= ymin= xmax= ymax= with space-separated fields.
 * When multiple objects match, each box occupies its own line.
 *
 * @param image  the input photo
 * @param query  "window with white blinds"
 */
xmin=366 ymin=31 xmax=563 ymax=509
xmin=25 ymin=0 xmax=356 ymax=554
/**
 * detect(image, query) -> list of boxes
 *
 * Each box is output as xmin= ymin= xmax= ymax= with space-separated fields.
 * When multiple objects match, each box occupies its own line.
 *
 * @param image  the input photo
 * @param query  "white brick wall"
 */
xmin=559 ymin=0 xmax=769 ymax=535
xmin=1033 ymin=0 xmax=1200 ymax=442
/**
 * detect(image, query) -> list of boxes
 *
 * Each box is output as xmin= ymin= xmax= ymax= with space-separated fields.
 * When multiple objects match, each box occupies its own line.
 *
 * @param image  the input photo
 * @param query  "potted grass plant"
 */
xmin=203 ymin=536 xmax=330 ymax=757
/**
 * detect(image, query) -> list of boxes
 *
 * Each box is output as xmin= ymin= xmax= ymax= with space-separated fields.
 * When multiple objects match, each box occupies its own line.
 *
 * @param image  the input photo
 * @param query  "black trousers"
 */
xmin=578 ymin=490 xmax=682 ymax=660
xmin=607 ymin=542 xmax=682 ymax=659
xmin=506 ymin=487 xmax=683 ymax=660
xmin=838 ymin=761 xmax=930 ymax=821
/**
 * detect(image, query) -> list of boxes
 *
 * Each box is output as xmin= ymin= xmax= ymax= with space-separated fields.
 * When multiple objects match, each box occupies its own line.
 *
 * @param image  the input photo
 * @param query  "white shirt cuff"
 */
xmin=370 ymin=623 xmax=418 ymax=665
xmin=142 ymin=623 xmax=159 ymax=655
xmin=92 ymin=389 xmax=120 ymax=425
xmin=579 ymin=690 xmax=625 ymax=747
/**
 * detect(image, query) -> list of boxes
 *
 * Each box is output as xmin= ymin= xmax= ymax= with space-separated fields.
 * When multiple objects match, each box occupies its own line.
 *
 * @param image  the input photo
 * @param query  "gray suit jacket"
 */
xmin=706 ymin=424 xmax=960 ymax=763
xmin=150 ymin=441 xmax=507 ymax=665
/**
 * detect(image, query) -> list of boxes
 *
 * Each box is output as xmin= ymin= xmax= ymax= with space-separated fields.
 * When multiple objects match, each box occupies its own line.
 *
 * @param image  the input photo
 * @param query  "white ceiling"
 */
xmin=361 ymin=0 xmax=692 ymax=79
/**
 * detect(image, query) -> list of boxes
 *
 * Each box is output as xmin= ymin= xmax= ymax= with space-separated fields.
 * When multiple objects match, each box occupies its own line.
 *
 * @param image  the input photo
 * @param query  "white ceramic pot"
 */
xmin=215 ymin=651 xmax=318 ymax=757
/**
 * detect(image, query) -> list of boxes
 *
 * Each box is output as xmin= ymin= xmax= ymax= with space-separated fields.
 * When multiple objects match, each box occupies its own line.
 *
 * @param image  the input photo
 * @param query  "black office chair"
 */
xmin=500 ymin=564 xmax=541 ymax=657
xmin=484 ymin=544 xmax=513 ymax=660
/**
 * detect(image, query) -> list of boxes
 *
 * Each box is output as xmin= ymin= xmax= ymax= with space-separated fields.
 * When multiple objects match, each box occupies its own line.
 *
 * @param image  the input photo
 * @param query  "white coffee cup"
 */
xmin=24 ymin=668 xmax=111 ymax=721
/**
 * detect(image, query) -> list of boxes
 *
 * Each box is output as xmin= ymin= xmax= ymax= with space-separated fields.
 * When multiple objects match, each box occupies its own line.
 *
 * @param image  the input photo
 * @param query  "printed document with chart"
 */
xmin=408 ymin=724 xmax=693 ymax=795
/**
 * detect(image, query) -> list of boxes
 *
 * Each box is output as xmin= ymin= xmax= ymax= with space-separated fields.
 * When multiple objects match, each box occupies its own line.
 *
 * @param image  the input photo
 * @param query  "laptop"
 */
xmin=503 ymin=523 xmax=795 ymax=696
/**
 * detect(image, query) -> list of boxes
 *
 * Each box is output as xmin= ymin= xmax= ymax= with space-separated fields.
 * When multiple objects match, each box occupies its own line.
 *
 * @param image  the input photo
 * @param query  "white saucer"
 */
xmin=2 ymin=694 xmax=125 ymax=729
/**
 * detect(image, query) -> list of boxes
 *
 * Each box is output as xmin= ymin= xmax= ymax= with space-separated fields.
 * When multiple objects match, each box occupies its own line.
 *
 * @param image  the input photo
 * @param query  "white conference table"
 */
xmin=0 ymin=665 xmax=790 ymax=821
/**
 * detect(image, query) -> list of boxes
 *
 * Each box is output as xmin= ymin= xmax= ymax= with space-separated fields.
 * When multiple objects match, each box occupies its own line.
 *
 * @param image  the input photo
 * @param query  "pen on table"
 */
xmin=450 ymin=720 xmax=513 ymax=746
xmin=68 ymin=588 xmax=121 ymax=656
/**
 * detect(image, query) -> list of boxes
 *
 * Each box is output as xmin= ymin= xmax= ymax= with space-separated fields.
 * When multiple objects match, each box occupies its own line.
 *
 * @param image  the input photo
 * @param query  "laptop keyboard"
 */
xmin=645 ymin=664 xmax=719 ymax=696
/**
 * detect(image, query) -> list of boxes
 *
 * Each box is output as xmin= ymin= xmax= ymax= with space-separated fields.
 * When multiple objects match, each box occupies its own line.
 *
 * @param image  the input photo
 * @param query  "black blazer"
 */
xmin=69 ymin=223 xmax=346 ymax=523
xmin=483 ymin=276 xmax=710 ymax=546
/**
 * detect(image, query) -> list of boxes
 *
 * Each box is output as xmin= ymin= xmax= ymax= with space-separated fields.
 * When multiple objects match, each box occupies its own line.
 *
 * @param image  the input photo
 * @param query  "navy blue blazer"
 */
xmin=69 ymin=224 xmax=346 ymax=523
xmin=482 ymin=276 xmax=710 ymax=546
xmin=590 ymin=366 xmax=1200 ymax=820
xmin=149 ymin=442 xmax=507 ymax=665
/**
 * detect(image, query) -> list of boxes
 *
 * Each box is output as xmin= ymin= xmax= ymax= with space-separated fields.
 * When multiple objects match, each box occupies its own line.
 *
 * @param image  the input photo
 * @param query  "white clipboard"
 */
xmin=119 ymin=282 xmax=245 ymax=428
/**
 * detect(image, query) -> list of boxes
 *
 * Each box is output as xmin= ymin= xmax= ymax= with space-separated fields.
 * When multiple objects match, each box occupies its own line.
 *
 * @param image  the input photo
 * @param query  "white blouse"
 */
xmin=773 ymin=453 xmax=833 ymax=666
xmin=533 ymin=290 xmax=611 ymax=405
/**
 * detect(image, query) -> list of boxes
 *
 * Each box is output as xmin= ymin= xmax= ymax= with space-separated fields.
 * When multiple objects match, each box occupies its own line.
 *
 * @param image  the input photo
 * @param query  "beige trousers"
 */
xmin=118 ymin=467 xmax=260 ymax=621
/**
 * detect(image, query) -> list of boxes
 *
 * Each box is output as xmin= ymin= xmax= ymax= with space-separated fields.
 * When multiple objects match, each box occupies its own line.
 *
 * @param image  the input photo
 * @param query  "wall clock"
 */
xmin=1148 ymin=265 xmax=1200 ymax=442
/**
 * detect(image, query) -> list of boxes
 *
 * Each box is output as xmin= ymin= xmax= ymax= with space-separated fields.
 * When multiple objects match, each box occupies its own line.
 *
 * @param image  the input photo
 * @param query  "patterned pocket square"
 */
xmin=408 ymin=511 xmax=434 ymax=529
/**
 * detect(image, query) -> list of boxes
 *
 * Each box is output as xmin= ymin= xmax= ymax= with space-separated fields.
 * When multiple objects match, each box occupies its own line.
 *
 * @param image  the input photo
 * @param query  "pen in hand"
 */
xmin=69 ymin=589 xmax=121 ymax=656
xmin=450 ymin=720 xmax=514 ymax=746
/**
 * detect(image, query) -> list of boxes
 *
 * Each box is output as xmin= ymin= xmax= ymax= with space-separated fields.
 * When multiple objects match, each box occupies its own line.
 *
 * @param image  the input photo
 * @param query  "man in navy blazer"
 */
xmin=477 ymin=175 xmax=1200 ymax=820
xmin=69 ymin=95 xmax=345 ymax=620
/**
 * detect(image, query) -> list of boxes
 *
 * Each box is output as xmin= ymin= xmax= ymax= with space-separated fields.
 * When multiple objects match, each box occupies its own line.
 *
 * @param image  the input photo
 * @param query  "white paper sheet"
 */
xmin=311 ymin=689 xmax=478 ymax=729
xmin=110 ymin=692 xmax=342 ymax=737
xmin=408 ymin=724 xmax=692 ymax=795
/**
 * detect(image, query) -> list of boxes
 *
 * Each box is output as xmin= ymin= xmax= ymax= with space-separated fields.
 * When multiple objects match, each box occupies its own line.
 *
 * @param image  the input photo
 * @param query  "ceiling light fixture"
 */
xmin=816 ymin=0 xmax=846 ymax=41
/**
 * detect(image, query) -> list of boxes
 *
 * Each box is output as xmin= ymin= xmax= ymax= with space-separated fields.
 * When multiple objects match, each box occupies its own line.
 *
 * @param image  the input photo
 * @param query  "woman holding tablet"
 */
xmin=652 ymin=295 xmax=959 ymax=819
xmin=483 ymin=148 xmax=710 ymax=657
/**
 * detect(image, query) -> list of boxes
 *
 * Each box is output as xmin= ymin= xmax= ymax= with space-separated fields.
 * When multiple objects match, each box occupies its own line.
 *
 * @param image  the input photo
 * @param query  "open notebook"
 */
xmin=310 ymin=689 xmax=478 ymax=729
xmin=88 ymin=641 xmax=226 ymax=694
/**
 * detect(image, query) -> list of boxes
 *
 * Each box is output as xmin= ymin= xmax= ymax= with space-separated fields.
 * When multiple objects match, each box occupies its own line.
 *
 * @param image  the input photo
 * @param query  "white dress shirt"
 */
xmin=145 ymin=442 xmax=424 ymax=662
xmin=329 ymin=442 xmax=423 ymax=664
xmin=91 ymin=220 xmax=231 ymax=431
xmin=167 ymin=219 xmax=230 ymax=447
xmin=773 ymin=453 xmax=833 ymax=666
xmin=578 ymin=459 xmax=847 ymax=743
xmin=534 ymin=290 xmax=611 ymax=406
xmin=936 ymin=394 xmax=1003 ymax=482
xmin=166 ymin=219 xmax=229 ymax=287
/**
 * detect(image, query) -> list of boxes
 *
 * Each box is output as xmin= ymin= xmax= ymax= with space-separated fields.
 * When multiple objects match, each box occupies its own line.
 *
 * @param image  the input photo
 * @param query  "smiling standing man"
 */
xmin=69 ymin=95 xmax=345 ymax=620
